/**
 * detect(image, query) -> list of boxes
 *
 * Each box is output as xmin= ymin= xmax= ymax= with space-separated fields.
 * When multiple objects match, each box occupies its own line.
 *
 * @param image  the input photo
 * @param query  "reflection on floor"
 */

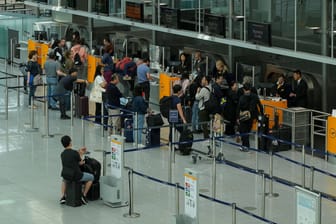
xmin=1 ymin=64 xmax=336 ymax=224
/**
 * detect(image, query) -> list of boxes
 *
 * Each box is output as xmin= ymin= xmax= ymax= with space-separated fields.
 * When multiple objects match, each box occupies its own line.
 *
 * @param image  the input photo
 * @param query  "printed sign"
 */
xmin=295 ymin=186 xmax=321 ymax=224
xmin=111 ymin=137 xmax=122 ymax=179
xmin=184 ymin=169 xmax=198 ymax=219
xmin=169 ymin=109 xmax=178 ymax=123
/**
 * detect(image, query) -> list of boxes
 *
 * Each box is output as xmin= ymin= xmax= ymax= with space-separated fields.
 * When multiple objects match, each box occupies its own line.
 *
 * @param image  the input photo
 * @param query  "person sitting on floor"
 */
xmin=60 ymin=135 xmax=93 ymax=205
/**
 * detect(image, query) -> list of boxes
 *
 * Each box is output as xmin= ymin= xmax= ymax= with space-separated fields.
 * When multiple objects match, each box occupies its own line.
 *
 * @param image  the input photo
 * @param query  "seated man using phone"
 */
xmin=60 ymin=135 xmax=93 ymax=205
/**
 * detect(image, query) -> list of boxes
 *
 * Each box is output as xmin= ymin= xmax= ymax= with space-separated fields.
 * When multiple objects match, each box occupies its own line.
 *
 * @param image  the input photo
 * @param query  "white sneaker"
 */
xmin=137 ymin=144 xmax=145 ymax=148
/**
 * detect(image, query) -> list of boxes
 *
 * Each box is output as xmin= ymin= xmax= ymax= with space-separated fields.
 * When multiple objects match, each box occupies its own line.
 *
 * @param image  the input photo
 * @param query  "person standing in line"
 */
xmin=236 ymin=83 xmax=263 ymax=152
xmin=60 ymin=135 xmax=93 ymax=205
xmin=106 ymin=74 xmax=123 ymax=135
xmin=195 ymin=76 xmax=212 ymax=139
xmin=188 ymin=74 xmax=203 ymax=133
xmin=224 ymin=81 xmax=239 ymax=135
xmin=91 ymin=65 xmax=107 ymax=124
xmin=44 ymin=52 xmax=66 ymax=110
xmin=132 ymin=84 xmax=148 ymax=144
xmin=193 ymin=51 xmax=206 ymax=77
xmin=169 ymin=84 xmax=187 ymax=141
xmin=289 ymin=70 xmax=308 ymax=107
xmin=137 ymin=58 xmax=152 ymax=101
xmin=53 ymin=68 xmax=87 ymax=119
xmin=26 ymin=50 xmax=41 ymax=108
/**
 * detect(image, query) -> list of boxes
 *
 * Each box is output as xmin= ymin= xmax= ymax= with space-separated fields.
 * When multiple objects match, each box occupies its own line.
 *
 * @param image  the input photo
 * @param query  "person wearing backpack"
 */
xmin=195 ymin=76 xmax=212 ymax=139
xmin=169 ymin=84 xmax=187 ymax=141
xmin=236 ymin=83 xmax=263 ymax=152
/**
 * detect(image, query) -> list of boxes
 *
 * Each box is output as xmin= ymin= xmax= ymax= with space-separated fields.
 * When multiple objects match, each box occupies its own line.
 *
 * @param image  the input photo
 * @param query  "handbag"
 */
xmin=147 ymin=113 xmax=164 ymax=127
xmin=239 ymin=110 xmax=251 ymax=122
xmin=33 ymin=74 xmax=43 ymax=86
xmin=89 ymin=84 xmax=104 ymax=103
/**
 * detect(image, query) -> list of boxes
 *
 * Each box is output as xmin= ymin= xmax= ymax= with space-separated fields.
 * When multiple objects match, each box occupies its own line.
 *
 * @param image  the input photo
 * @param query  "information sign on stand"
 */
xmin=295 ymin=186 xmax=321 ymax=224
xmin=184 ymin=168 xmax=199 ymax=223
xmin=111 ymin=135 xmax=124 ymax=179
xmin=169 ymin=109 xmax=179 ymax=123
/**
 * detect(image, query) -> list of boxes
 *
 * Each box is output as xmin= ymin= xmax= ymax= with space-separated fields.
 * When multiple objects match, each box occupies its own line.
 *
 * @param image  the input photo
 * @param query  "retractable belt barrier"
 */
xmin=130 ymin=168 xmax=278 ymax=224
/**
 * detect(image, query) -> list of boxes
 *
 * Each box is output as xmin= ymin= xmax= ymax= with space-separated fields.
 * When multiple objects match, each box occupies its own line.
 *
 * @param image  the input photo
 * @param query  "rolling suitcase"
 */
xmin=179 ymin=129 xmax=193 ymax=155
xmin=124 ymin=118 xmax=133 ymax=142
xmin=87 ymin=182 xmax=100 ymax=201
xmin=75 ymin=95 xmax=89 ymax=117
xmin=269 ymin=125 xmax=291 ymax=152
xmin=146 ymin=128 xmax=160 ymax=147
xmin=65 ymin=181 xmax=82 ymax=207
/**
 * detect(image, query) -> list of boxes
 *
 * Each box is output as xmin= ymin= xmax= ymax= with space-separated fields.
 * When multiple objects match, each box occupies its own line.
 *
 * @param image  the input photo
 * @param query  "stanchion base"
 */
xmin=104 ymin=201 xmax=128 ymax=208
xmin=26 ymin=128 xmax=39 ymax=132
xmin=123 ymin=212 xmax=140 ymax=218
xmin=42 ymin=134 xmax=54 ymax=138
xmin=265 ymin=193 xmax=279 ymax=198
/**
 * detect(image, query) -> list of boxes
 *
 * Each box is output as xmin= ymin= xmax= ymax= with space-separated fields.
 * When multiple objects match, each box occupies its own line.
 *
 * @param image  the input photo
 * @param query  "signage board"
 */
xmin=160 ymin=7 xmax=180 ymax=29
xmin=247 ymin=21 xmax=272 ymax=46
xmin=295 ymin=186 xmax=321 ymax=224
xmin=126 ymin=1 xmax=144 ymax=22
xmin=111 ymin=136 xmax=123 ymax=179
xmin=184 ymin=168 xmax=199 ymax=220
xmin=169 ymin=109 xmax=179 ymax=123
xmin=204 ymin=14 xmax=226 ymax=37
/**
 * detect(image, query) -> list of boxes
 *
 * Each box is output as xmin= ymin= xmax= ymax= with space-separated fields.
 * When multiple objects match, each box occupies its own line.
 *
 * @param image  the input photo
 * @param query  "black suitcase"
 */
xmin=75 ymin=95 xmax=89 ymax=117
xmin=83 ymin=157 xmax=101 ymax=183
xmin=258 ymin=115 xmax=269 ymax=151
xmin=269 ymin=125 xmax=291 ymax=152
xmin=124 ymin=118 xmax=134 ymax=142
xmin=87 ymin=182 xmax=100 ymax=201
xmin=183 ymin=106 xmax=192 ymax=123
xmin=65 ymin=181 xmax=82 ymax=207
xmin=146 ymin=128 xmax=160 ymax=147
xmin=179 ymin=129 xmax=193 ymax=155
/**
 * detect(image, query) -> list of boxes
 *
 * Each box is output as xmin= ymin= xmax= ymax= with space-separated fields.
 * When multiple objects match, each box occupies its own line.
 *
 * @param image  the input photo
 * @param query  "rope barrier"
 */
xmin=131 ymin=169 xmax=278 ymax=224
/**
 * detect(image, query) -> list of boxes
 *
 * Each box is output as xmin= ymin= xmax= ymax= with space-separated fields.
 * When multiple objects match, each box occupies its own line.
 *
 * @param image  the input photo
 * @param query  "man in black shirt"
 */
xmin=60 ymin=135 xmax=93 ymax=205
xmin=106 ymin=73 xmax=123 ymax=135
xmin=54 ymin=68 xmax=87 ymax=119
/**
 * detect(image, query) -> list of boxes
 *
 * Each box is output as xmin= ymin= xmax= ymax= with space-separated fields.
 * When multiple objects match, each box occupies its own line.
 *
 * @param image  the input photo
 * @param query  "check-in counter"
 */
xmin=159 ymin=73 xmax=180 ymax=99
xmin=260 ymin=98 xmax=288 ymax=128
xmin=87 ymin=55 xmax=102 ymax=83
xmin=27 ymin=39 xmax=49 ymax=68
xmin=327 ymin=116 xmax=336 ymax=155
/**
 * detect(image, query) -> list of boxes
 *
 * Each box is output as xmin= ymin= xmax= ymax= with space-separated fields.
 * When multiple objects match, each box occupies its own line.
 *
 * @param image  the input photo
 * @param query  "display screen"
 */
xmin=204 ymin=14 xmax=226 ymax=37
xmin=125 ymin=1 xmax=144 ymax=22
xmin=160 ymin=7 xmax=180 ymax=29
xmin=247 ymin=21 xmax=272 ymax=46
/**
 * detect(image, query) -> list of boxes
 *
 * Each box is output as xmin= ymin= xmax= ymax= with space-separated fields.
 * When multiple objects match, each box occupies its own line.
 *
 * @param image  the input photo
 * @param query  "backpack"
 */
xmin=204 ymin=87 xmax=219 ymax=115
xmin=81 ymin=157 xmax=101 ymax=183
xmin=179 ymin=129 xmax=193 ymax=155
xmin=116 ymin=57 xmax=132 ymax=71
xmin=159 ymin=96 xmax=172 ymax=118
xmin=74 ymin=52 xmax=82 ymax=65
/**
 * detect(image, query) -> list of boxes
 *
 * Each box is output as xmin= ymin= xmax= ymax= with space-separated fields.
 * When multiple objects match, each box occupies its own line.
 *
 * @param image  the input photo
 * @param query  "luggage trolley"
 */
xmin=191 ymin=114 xmax=226 ymax=164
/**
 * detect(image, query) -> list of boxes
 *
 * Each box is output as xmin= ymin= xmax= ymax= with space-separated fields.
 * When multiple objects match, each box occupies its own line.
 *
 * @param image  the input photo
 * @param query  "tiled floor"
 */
xmin=1 ymin=63 xmax=336 ymax=224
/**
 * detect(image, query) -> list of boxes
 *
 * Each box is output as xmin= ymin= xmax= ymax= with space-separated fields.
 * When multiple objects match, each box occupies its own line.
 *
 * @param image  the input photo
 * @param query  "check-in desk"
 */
xmin=27 ymin=39 xmax=49 ymax=68
xmin=327 ymin=116 xmax=336 ymax=156
xmin=260 ymin=98 xmax=288 ymax=128
xmin=87 ymin=55 xmax=102 ymax=83
xmin=159 ymin=73 xmax=180 ymax=99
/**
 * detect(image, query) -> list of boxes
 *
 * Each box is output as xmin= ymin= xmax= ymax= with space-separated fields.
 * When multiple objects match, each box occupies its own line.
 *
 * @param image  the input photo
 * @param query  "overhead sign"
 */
xmin=160 ymin=7 xmax=180 ymax=29
xmin=184 ymin=168 xmax=199 ymax=220
xmin=204 ymin=14 xmax=226 ymax=37
xmin=125 ymin=1 xmax=144 ymax=22
xmin=295 ymin=186 xmax=321 ymax=224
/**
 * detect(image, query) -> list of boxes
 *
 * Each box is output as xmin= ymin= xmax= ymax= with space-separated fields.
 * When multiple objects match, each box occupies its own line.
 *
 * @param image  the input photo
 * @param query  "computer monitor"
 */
xmin=34 ymin=31 xmax=48 ymax=41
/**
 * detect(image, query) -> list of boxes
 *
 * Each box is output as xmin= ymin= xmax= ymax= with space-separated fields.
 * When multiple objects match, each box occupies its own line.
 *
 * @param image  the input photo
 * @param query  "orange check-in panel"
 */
xmin=260 ymin=99 xmax=288 ymax=128
xmin=327 ymin=116 xmax=336 ymax=154
xmin=159 ymin=73 xmax=180 ymax=99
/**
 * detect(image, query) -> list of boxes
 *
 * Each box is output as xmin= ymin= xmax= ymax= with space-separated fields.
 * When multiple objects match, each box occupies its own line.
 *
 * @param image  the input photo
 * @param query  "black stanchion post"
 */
xmin=134 ymin=112 xmax=138 ymax=147
xmin=302 ymin=145 xmax=306 ymax=188
xmin=231 ymin=203 xmax=236 ymax=224
xmin=123 ymin=169 xmax=140 ymax=218
xmin=168 ymin=125 xmax=173 ymax=183
xmin=71 ymin=91 xmax=74 ymax=126
xmin=310 ymin=166 xmax=314 ymax=191
xmin=101 ymin=102 xmax=104 ymax=137
xmin=172 ymin=123 xmax=176 ymax=163
xmin=175 ymin=182 xmax=180 ymax=216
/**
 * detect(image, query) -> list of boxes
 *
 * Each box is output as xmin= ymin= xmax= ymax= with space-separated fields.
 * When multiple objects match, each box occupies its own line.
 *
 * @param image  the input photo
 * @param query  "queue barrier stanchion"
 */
xmin=134 ymin=112 xmax=138 ymax=147
xmin=81 ymin=115 xmax=85 ymax=146
xmin=172 ymin=123 xmax=176 ymax=163
xmin=5 ymin=86 xmax=8 ymax=120
xmin=17 ymin=72 xmax=20 ymax=107
xmin=266 ymin=148 xmax=279 ymax=198
xmin=123 ymin=168 xmax=140 ymax=218
xmin=71 ymin=91 xmax=74 ymax=126
xmin=42 ymin=95 xmax=54 ymax=138
xmin=260 ymin=170 xmax=266 ymax=218
xmin=255 ymin=130 xmax=259 ymax=171
xmin=211 ymin=117 xmax=217 ymax=198
xmin=175 ymin=182 xmax=180 ymax=216
xmin=26 ymin=95 xmax=39 ymax=132
xmin=231 ymin=203 xmax=237 ymax=224
xmin=302 ymin=145 xmax=306 ymax=188
xmin=310 ymin=166 xmax=315 ymax=191
xmin=101 ymin=102 xmax=104 ymax=137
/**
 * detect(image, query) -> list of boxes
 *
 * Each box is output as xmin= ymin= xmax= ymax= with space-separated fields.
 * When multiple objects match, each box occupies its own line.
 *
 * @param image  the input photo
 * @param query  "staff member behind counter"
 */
xmin=137 ymin=58 xmax=153 ymax=101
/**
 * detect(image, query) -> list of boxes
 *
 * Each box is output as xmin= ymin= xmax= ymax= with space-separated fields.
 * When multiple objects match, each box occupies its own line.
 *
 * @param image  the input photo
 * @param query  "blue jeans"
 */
xmin=134 ymin=113 xmax=145 ymax=143
xmin=28 ymin=84 xmax=36 ymax=106
xmin=80 ymin=172 xmax=94 ymax=182
xmin=192 ymin=101 xmax=200 ymax=131
xmin=47 ymin=76 xmax=58 ymax=108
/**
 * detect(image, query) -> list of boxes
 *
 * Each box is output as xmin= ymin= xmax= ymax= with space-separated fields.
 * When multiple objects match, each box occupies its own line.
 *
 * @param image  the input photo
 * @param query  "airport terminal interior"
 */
xmin=1 ymin=0 xmax=336 ymax=224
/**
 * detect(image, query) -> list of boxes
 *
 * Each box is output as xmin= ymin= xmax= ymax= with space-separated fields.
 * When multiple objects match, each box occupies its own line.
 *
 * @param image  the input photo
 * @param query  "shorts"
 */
xmin=80 ymin=172 xmax=94 ymax=182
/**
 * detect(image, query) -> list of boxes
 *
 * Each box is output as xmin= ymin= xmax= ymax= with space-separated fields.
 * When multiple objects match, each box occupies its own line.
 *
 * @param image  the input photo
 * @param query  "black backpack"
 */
xmin=81 ymin=157 xmax=101 ymax=183
xmin=74 ymin=53 xmax=82 ymax=65
xmin=159 ymin=96 xmax=172 ymax=118
xmin=204 ymin=87 xmax=219 ymax=115
xmin=179 ymin=129 xmax=193 ymax=155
